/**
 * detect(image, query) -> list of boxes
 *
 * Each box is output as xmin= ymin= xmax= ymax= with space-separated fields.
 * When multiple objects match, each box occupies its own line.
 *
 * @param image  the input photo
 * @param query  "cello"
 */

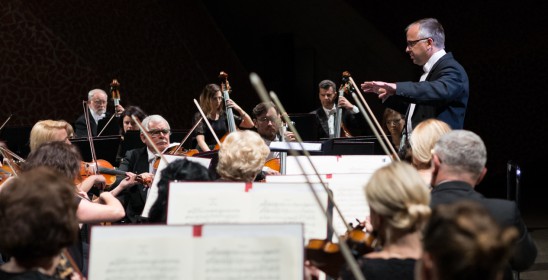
xmin=97 ymin=78 xmax=123 ymax=137
xmin=334 ymin=72 xmax=353 ymax=138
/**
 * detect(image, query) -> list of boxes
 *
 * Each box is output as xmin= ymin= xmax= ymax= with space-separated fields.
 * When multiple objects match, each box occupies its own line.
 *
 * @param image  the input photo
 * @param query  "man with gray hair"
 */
xmin=74 ymin=88 xmax=125 ymax=137
xmin=430 ymin=130 xmax=537 ymax=280
xmin=116 ymin=114 xmax=176 ymax=223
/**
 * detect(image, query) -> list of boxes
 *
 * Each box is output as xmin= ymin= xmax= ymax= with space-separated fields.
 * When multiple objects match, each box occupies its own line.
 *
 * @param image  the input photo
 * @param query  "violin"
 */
xmin=305 ymin=221 xmax=377 ymax=278
xmin=79 ymin=159 xmax=152 ymax=186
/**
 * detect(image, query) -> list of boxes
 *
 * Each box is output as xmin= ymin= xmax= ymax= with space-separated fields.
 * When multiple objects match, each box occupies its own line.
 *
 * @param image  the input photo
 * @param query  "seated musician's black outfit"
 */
xmin=116 ymin=146 xmax=151 ymax=223
xmin=74 ymin=109 xmax=120 ymax=138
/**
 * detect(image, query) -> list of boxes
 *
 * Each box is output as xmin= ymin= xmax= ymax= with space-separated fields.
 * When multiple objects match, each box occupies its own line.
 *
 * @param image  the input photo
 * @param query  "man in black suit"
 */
xmin=361 ymin=18 xmax=469 ymax=156
xmin=116 ymin=114 xmax=173 ymax=223
xmin=311 ymin=79 xmax=365 ymax=140
xmin=74 ymin=88 xmax=125 ymax=138
xmin=430 ymin=130 xmax=537 ymax=279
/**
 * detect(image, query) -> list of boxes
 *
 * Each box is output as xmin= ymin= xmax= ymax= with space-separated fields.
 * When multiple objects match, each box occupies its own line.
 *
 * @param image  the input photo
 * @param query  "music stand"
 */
xmin=71 ymin=135 xmax=122 ymax=164
xmin=121 ymin=131 xmax=146 ymax=154
xmin=288 ymin=113 xmax=319 ymax=141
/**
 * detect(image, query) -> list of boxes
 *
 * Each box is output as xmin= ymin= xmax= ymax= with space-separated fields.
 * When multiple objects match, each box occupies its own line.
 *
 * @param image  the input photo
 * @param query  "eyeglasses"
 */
xmin=406 ymin=38 xmax=430 ymax=48
xmin=148 ymin=129 xmax=171 ymax=137
xmin=256 ymin=116 xmax=280 ymax=123
xmin=386 ymin=119 xmax=403 ymax=126
xmin=92 ymin=100 xmax=107 ymax=105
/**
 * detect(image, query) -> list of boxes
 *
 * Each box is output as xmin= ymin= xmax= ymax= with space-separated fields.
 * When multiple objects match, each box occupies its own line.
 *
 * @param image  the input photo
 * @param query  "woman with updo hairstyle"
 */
xmin=216 ymin=130 xmax=270 ymax=182
xmin=338 ymin=161 xmax=431 ymax=280
xmin=418 ymin=200 xmax=518 ymax=280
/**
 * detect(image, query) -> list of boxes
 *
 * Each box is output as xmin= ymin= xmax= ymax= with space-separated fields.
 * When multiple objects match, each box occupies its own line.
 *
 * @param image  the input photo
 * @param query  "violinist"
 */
xmin=252 ymin=101 xmax=295 ymax=177
xmin=22 ymin=141 xmax=131 ymax=277
xmin=29 ymin=119 xmax=105 ymax=194
xmin=311 ymin=80 xmax=364 ymax=140
xmin=194 ymin=83 xmax=254 ymax=152
xmin=74 ymin=89 xmax=125 ymax=138
xmin=336 ymin=161 xmax=431 ymax=280
xmin=116 ymin=114 xmax=173 ymax=223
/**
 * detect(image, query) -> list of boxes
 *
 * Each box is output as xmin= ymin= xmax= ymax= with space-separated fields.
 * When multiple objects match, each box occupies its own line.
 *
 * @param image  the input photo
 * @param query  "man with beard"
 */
xmin=74 ymin=88 xmax=125 ymax=137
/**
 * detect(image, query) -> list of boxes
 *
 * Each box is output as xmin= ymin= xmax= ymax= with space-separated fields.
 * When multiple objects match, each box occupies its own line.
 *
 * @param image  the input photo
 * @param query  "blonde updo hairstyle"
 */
xmin=365 ymin=161 xmax=431 ymax=244
xmin=216 ymin=130 xmax=270 ymax=182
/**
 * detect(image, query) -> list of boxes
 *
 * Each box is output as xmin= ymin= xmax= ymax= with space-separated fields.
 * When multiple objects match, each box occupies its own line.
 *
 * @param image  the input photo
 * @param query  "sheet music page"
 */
xmin=88 ymin=224 xmax=303 ymax=280
xmin=167 ymin=183 xmax=250 ymax=224
xmin=285 ymin=156 xmax=339 ymax=175
xmin=141 ymin=155 xmax=211 ymax=218
xmin=194 ymin=224 xmax=303 ymax=280
xmin=88 ymin=225 xmax=194 ymax=280
xmin=167 ymin=182 xmax=329 ymax=241
xmin=337 ymin=155 xmax=391 ymax=173
xmin=266 ymin=174 xmax=373 ymax=236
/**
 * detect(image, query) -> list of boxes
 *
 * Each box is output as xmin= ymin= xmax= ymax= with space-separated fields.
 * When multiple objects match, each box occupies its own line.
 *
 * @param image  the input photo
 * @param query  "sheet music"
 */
xmin=141 ymin=155 xmax=211 ymax=218
xmin=285 ymin=155 xmax=391 ymax=175
xmin=266 ymin=173 xmax=373 ymax=235
xmin=88 ymin=224 xmax=303 ymax=280
xmin=167 ymin=182 xmax=329 ymax=242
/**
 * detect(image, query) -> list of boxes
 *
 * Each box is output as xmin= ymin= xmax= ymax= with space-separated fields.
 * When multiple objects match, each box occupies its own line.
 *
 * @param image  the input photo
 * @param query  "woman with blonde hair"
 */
xmin=409 ymin=118 xmax=451 ymax=185
xmin=29 ymin=119 xmax=74 ymax=152
xmin=216 ymin=130 xmax=269 ymax=182
xmin=339 ymin=161 xmax=431 ymax=280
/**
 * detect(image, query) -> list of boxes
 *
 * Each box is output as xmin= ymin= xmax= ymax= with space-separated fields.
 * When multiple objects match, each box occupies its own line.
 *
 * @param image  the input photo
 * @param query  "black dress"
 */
xmin=0 ymin=270 xmax=57 ymax=280
xmin=193 ymin=112 xmax=241 ymax=151
xmin=339 ymin=257 xmax=416 ymax=280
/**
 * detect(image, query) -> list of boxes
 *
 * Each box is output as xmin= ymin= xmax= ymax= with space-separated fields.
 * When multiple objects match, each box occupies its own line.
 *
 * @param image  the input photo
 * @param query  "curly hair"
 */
xmin=423 ymin=200 xmax=518 ymax=280
xmin=216 ymin=130 xmax=269 ymax=182
xmin=364 ymin=161 xmax=431 ymax=244
xmin=0 ymin=167 xmax=79 ymax=268
xmin=148 ymin=159 xmax=213 ymax=223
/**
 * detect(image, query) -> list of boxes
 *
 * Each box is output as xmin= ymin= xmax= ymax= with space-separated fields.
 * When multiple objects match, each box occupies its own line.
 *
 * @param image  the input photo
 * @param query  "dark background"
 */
xmin=1 ymin=0 xmax=546 ymax=216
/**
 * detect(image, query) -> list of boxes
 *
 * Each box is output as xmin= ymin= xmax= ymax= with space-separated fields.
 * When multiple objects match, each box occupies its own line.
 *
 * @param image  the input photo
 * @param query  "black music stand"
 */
xmin=121 ymin=131 xmax=146 ymax=153
xmin=288 ymin=113 xmax=319 ymax=141
xmin=71 ymin=135 xmax=122 ymax=164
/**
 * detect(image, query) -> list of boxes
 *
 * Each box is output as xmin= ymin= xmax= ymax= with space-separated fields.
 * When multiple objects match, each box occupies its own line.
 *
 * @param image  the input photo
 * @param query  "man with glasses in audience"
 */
xmin=116 ymin=114 xmax=175 ymax=223
xmin=74 ymin=88 xmax=125 ymax=137
xmin=360 ymin=18 xmax=469 ymax=157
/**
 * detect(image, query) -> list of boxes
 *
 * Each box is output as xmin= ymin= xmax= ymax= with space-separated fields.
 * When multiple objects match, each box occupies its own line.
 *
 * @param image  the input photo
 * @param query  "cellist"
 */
xmin=193 ymin=81 xmax=254 ymax=152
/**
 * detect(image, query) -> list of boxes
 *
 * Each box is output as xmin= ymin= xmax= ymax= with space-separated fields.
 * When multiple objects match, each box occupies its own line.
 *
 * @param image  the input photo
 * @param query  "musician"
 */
xmin=0 ymin=167 xmax=81 ymax=280
xmin=116 ymin=114 xmax=172 ymax=223
xmin=311 ymin=79 xmax=363 ymax=140
xmin=22 ymin=142 xmax=130 ymax=276
xmin=29 ymin=119 xmax=73 ymax=152
xmin=29 ymin=119 xmax=103 ymax=194
xmin=418 ymin=200 xmax=518 ymax=280
xmin=216 ymin=130 xmax=269 ymax=182
xmin=194 ymin=83 xmax=254 ymax=152
xmin=338 ymin=161 xmax=431 ymax=280
xmin=382 ymin=108 xmax=405 ymax=153
xmin=408 ymin=118 xmax=451 ymax=186
xmin=74 ymin=89 xmax=125 ymax=138
xmin=430 ymin=130 xmax=537 ymax=279
xmin=252 ymin=101 xmax=295 ymax=160
xmin=115 ymin=106 xmax=148 ymax=166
